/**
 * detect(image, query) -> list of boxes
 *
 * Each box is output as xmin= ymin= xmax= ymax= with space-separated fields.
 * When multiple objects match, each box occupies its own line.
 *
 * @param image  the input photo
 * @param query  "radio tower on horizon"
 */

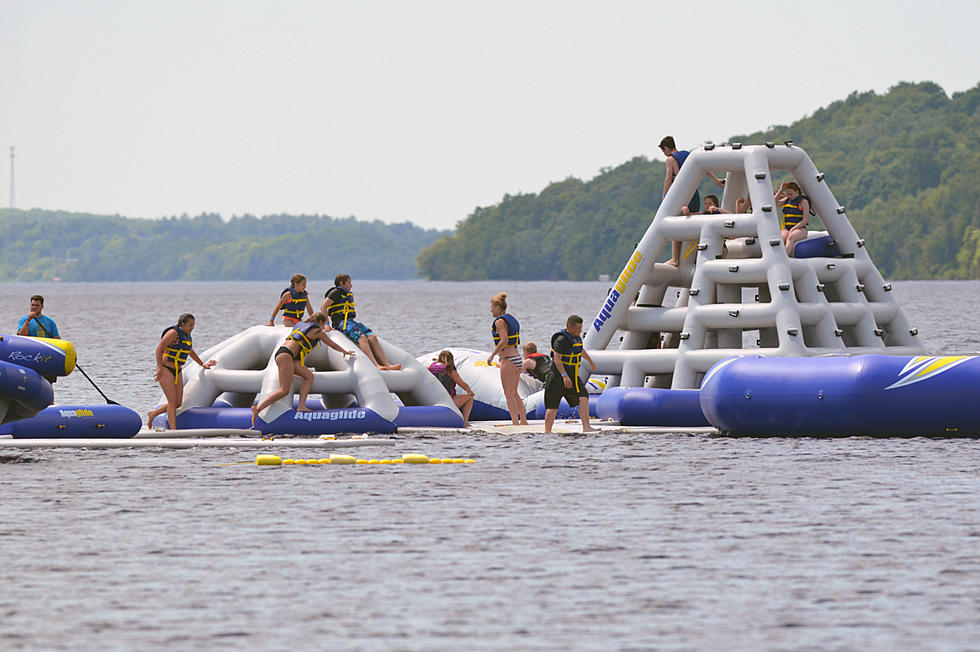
xmin=8 ymin=146 xmax=14 ymax=209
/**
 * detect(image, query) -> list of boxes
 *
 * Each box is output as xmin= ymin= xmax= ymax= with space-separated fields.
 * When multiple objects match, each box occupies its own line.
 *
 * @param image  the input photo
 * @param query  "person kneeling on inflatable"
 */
xmin=544 ymin=315 xmax=598 ymax=434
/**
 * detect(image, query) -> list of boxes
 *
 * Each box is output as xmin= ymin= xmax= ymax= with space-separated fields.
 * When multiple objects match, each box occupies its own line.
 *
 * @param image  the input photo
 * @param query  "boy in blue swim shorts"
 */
xmin=321 ymin=274 xmax=401 ymax=370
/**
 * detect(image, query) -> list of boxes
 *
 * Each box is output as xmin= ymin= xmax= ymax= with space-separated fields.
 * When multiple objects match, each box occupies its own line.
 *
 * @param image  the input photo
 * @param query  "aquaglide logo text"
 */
xmin=593 ymin=250 xmax=642 ymax=332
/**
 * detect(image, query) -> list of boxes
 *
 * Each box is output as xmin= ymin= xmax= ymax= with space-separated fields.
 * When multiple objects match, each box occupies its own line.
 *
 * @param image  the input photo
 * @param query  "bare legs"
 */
xmin=357 ymin=334 xmax=401 ymax=371
xmin=544 ymin=396 xmax=598 ymax=433
xmin=147 ymin=368 xmax=183 ymax=429
xmin=453 ymin=393 xmax=474 ymax=426
xmin=251 ymin=353 xmax=298 ymax=425
xmin=784 ymin=228 xmax=807 ymax=257
xmin=293 ymin=362 xmax=315 ymax=412
xmin=579 ymin=396 xmax=598 ymax=432
xmin=498 ymin=357 xmax=528 ymax=425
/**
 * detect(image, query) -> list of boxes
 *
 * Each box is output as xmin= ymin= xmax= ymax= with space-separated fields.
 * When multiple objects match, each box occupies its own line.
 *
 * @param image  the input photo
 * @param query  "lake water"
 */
xmin=1 ymin=280 xmax=979 ymax=650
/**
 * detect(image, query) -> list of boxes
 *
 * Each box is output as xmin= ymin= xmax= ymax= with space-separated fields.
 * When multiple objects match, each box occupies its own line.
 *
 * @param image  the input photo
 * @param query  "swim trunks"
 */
xmin=340 ymin=320 xmax=373 ymax=344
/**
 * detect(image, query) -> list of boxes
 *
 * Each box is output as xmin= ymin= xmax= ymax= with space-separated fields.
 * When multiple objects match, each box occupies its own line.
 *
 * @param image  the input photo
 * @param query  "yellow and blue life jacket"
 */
xmin=552 ymin=329 xmax=584 ymax=391
xmin=286 ymin=321 xmax=320 ymax=364
xmin=326 ymin=287 xmax=356 ymax=329
xmin=161 ymin=325 xmax=192 ymax=383
xmin=281 ymin=287 xmax=308 ymax=321
xmin=491 ymin=314 xmax=520 ymax=347
xmin=781 ymin=194 xmax=811 ymax=229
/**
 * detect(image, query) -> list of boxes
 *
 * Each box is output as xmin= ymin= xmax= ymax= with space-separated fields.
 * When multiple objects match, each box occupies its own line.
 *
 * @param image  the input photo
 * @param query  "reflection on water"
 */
xmin=0 ymin=280 xmax=978 ymax=649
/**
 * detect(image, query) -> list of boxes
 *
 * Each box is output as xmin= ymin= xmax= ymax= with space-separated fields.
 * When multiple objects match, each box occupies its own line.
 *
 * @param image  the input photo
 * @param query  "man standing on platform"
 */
xmin=544 ymin=315 xmax=598 ymax=434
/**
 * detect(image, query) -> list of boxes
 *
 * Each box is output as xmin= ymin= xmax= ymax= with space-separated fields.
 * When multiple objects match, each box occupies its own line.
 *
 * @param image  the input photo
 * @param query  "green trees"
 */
xmin=0 ymin=211 xmax=448 ymax=281
xmin=418 ymin=81 xmax=980 ymax=280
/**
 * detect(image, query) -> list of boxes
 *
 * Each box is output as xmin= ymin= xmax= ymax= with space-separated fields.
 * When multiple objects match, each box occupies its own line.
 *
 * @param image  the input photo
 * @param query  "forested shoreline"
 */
xmin=3 ymin=81 xmax=978 ymax=283
xmin=0 ymin=211 xmax=448 ymax=281
xmin=417 ymin=81 xmax=980 ymax=281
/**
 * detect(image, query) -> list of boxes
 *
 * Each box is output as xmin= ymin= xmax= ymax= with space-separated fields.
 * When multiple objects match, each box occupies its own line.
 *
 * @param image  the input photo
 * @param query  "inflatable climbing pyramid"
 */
xmin=584 ymin=143 xmax=924 ymax=389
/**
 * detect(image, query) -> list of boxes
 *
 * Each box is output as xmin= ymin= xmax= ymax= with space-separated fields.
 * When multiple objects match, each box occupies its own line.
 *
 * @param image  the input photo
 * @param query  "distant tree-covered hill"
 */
xmin=417 ymin=81 xmax=980 ymax=280
xmin=0 ymin=211 xmax=449 ymax=281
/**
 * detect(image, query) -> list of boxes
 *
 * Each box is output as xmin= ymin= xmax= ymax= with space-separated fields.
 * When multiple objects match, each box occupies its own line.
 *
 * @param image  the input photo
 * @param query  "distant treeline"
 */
xmin=417 ymin=81 xmax=980 ymax=280
xmin=0 ymin=211 xmax=449 ymax=281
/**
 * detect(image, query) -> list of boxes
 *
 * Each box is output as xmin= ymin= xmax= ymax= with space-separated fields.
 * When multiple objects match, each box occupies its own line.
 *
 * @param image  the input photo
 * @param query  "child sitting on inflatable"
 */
xmin=320 ymin=274 xmax=401 ymax=371
xmin=427 ymin=350 xmax=475 ymax=427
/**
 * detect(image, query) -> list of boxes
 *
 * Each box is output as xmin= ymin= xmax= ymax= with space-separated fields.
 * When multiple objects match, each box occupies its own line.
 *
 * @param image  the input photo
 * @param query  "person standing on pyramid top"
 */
xmin=659 ymin=136 xmax=725 ymax=266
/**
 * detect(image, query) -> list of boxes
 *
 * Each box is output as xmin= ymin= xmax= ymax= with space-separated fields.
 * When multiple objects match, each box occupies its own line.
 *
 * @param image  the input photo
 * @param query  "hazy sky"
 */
xmin=3 ymin=0 xmax=978 ymax=229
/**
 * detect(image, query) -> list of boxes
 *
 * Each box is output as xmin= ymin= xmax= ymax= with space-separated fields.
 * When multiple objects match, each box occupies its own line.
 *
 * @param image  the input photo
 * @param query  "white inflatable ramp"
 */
xmin=153 ymin=325 xmax=463 ymax=434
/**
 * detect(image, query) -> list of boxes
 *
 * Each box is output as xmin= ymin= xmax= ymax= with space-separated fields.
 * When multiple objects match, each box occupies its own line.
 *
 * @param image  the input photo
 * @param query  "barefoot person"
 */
xmin=544 ymin=314 xmax=598 ymax=434
xmin=267 ymin=273 xmax=314 ymax=327
xmin=251 ymin=313 xmax=355 ymax=425
xmin=487 ymin=292 xmax=528 ymax=426
xmin=320 ymin=274 xmax=401 ymax=370
xmin=774 ymin=181 xmax=811 ymax=257
xmin=428 ymin=350 xmax=475 ymax=427
xmin=147 ymin=313 xmax=216 ymax=430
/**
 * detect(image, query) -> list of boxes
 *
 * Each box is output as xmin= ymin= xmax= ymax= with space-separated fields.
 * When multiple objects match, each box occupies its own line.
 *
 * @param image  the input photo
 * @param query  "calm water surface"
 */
xmin=1 ymin=280 xmax=979 ymax=650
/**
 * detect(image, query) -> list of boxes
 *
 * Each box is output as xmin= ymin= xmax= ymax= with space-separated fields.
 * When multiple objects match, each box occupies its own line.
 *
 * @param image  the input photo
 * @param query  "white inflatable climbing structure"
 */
xmin=584 ymin=142 xmax=925 ymax=390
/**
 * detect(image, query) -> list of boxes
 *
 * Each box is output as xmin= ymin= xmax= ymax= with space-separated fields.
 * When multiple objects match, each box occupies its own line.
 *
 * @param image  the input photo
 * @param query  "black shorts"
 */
xmin=544 ymin=371 xmax=588 ymax=410
xmin=275 ymin=346 xmax=299 ymax=361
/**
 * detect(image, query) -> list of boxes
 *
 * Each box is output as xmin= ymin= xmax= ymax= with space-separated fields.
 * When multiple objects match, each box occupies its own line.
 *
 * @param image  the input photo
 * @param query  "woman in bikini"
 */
xmin=148 ymin=313 xmax=216 ymax=430
xmin=251 ymin=312 xmax=354 ymax=425
xmin=487 ymin=292 xmax=528 ymax=426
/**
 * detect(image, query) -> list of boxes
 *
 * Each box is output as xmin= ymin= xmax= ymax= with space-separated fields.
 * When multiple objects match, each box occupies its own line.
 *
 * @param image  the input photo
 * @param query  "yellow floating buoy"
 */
xmin=330 ymin=454 xmax=356 ymax=465
xmin=306 ymin=459 xmax=321 ymax=465
xmin=452 ymin=458 xmax=466 ymax=464
xmin=402 ymin=454 xmax=429 ymax=464
xmin=429 ymin=458 xmax=442 ymax=464
xmin=355 ymin=459 xmax=369 ymax=464
xmin=379 ymin=459 xmax=392 ymax=464
xmin=282 ymin=459 xmax=295 ymax=465
xmin=367 ymin=459 xmax=381 ymax=464
xmin=318 ymin=458 xmax=331 ymax=464
xmin=390 ymin=459 xmax=404 ymax=464
xmin=464 ymin=459 xmax=476 ymax=463
xmin=256 ymin=454 xmax=282 ymax=466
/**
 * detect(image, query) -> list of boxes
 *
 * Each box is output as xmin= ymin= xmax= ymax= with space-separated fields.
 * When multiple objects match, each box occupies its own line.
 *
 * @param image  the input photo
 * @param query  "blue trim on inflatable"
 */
xmin=527 ymin=394 xmax=599 ymax=420
xmin=794 ymin=235 xmax=841 ymax=259
xmin=0 ymin=360 xmax=54 ymax=425
xmin=596 ymin=387 xmax=709 ymax=426
xmin=700 ymin=354 xmax=980 ymax=436
xmin=0 ymin=404 xmax=141 ymax=438
xmin=394 ymin=405 xmax=464 ymax=428
xmin=173 ymin=406 xmax=397 ymax=435
xmin=469 ymin=399 xmax=511 ymax=421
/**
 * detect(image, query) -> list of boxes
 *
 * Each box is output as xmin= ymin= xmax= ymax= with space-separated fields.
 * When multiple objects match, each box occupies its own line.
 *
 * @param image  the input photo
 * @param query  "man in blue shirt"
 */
xmin=17 ymin=295 xmax=60 ymax=339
